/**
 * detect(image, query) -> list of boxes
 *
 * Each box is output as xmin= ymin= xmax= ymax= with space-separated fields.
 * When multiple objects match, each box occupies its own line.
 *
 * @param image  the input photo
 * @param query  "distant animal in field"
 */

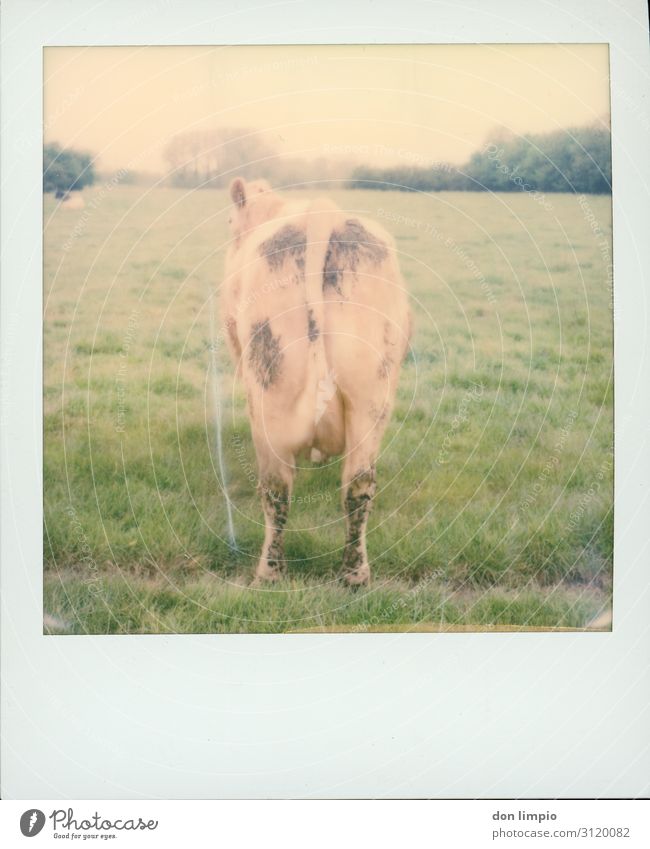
xmin=56 ymin=189 xmax=85 ymax=209
xmin=221 ymin=177 xmax=411 ymax=585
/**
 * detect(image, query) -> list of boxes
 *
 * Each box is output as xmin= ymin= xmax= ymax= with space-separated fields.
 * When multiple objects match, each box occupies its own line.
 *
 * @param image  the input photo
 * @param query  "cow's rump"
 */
xmin=232 ymin=208 xmax=407 ymax=459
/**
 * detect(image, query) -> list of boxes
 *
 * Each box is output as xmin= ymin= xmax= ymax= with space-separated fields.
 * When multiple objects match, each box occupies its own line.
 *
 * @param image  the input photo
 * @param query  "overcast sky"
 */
xmin=44 ymin=44 xmax=610 ymax=173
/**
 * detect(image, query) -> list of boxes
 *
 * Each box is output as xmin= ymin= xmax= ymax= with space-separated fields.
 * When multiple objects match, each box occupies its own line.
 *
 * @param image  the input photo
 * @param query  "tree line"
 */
xmin=161 ymin=127 xmax=347 ymax=189
xmin=43 ymin=123 xmax=611 ymax=196
xmin=347 ymin=125 xmax=611 ymax=194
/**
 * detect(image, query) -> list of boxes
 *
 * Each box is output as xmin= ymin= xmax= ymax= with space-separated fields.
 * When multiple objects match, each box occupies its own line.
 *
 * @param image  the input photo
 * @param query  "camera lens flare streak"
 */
xmin=208 ymin=290 xmax=237 ymax=551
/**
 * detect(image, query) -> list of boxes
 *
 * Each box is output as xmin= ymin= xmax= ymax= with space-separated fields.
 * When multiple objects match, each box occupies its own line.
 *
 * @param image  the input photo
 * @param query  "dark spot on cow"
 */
xmin=369 ymin=402 xmax=388 ymax=426
xmin=249 ymin=319 xmax=283 ymax=389
xmin=225 ymin=316 xmax=241 ymax=358
xmin=259 ymin=225 xmax=306 ymax=279
xmin=307 ymin=307 xmax=319 ymax=342
xmin=377 ymin=322 xmax=398 ymax=378
xmin=323 ymin=219 xmax=389 ymax=293
xmin=378 ymin=353 xmax=394 ymax=379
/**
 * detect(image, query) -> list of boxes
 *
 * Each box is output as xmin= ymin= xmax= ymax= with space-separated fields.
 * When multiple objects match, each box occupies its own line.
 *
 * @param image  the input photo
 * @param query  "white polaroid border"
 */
xmin=2 ymin=0 xmax=649 ymax=799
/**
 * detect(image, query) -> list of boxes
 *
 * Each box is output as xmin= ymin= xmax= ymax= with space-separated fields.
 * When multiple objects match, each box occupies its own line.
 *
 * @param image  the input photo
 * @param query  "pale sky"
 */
xmin=43 ymin=44 xmax=610 ymax=173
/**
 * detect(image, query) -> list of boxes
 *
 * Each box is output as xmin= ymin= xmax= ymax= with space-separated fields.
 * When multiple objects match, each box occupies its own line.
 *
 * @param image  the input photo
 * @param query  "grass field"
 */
xmin=43 ymin=185 xmax=613 ymax=634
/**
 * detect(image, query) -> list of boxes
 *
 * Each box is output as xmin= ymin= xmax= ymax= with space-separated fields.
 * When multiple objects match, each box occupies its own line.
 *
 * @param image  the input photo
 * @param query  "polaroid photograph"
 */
xmin=42 ymin=43 xmax=613 ymax=635
xmin=1 ymin=0 xmax=649 ymax=818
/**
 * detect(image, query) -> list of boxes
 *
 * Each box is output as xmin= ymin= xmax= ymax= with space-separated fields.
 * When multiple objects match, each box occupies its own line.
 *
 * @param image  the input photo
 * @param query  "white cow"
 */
xmin=221 ymin=178 xmax=411 ymax=585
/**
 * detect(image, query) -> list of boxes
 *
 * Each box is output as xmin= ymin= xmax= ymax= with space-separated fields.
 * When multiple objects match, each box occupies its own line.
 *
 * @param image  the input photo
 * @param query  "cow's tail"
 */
xmin=304 ymin=197 xmax=339 ymax=368
xmin=299 ymin=198 xmax=342 ymax=433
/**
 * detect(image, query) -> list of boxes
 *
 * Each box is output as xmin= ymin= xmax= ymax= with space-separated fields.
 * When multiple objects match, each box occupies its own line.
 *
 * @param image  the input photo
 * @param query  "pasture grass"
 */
xmin=43 ymin=185 xmax=613 ymax=633
xmin=43 ymin=569 xmax=606 ymax=635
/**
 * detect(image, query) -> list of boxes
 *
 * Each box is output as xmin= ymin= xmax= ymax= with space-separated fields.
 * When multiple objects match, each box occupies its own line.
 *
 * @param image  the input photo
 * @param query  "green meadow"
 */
xmin=43 ymin=185 xmax=613 ymax=633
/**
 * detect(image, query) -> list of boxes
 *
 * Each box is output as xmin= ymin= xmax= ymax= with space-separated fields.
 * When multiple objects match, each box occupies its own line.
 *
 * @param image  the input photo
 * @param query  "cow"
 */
xmin=56 ymin=189 xmax=85 ymax=209
xmin=221 ymin=177 xmax=411 ymax=585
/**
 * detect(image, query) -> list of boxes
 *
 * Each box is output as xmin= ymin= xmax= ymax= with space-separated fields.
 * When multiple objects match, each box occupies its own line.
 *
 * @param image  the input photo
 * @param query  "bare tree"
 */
xmin=162 ymin=128 xmax=277 ymax=188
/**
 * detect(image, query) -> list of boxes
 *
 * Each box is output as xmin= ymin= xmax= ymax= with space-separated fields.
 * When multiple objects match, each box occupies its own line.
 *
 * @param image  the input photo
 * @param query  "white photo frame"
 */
xmin=1 ymin=0 xmax=649 ymax=799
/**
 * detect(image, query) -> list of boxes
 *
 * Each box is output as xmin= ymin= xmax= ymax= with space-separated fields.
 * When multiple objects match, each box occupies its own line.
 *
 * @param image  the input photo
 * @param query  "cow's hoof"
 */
xmin=251 ymin=565 xmax=285 ymax=586
xmin=342 ymin=565 xmax=370 ymax=587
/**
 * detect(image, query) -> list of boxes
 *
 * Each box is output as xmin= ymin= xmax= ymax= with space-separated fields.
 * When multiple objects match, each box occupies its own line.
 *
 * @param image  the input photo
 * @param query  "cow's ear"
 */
xmin=230 ymin=177 xmax=246 ymax=209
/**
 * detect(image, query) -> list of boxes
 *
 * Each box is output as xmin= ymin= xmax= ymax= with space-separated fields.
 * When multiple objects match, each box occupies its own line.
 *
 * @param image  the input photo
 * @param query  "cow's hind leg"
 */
xmin=342 ymin=466 xmax=377 ymax=585
xmin=340 ymin=412 xmax=381 ymax=586
xmin=254 ymin=450 xmax=295 ymax=584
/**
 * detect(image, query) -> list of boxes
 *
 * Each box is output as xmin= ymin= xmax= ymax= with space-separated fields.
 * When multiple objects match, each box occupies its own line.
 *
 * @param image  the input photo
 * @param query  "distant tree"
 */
xmin=162 ymin=128 xmax=278 ymax=188
xmin=43 ymin=143 xmax=95 ymax=195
